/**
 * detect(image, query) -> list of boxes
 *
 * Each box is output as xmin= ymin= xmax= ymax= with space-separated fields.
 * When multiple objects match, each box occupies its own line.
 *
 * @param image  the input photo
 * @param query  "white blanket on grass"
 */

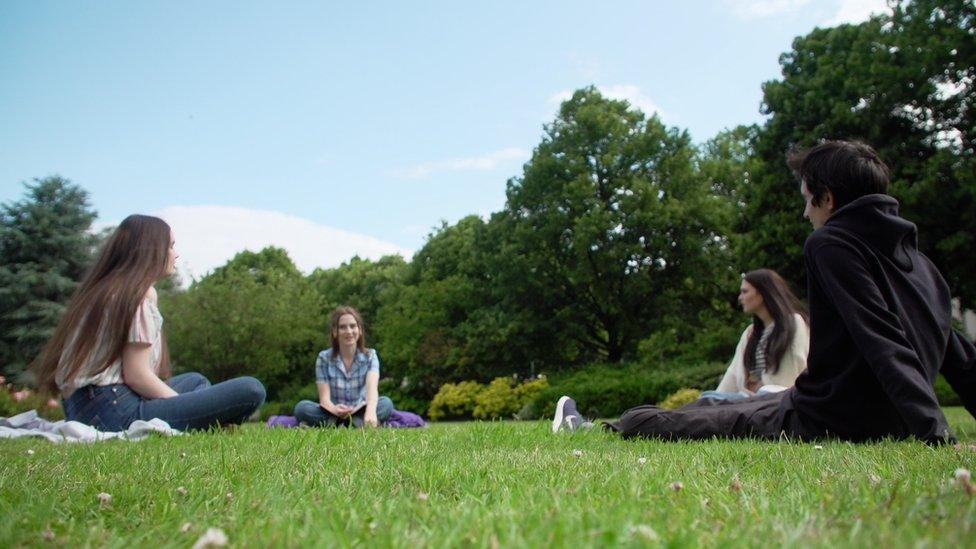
xmin=0 ymin=409 xmax=181 ymax=443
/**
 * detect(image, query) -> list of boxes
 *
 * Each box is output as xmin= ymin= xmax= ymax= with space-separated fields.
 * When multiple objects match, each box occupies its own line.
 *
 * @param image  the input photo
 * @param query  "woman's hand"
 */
xmin=364 ymin=412 xmax=379 ymax=427
xmin=322 ymin=402 xmax=353 ymax=417
xmin=333 ymin=403 xmax=355 ymax=417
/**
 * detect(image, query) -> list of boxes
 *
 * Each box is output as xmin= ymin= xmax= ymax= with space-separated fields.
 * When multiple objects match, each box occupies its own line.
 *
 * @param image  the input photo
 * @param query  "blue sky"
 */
xmin=0 ymin=0 xmax=888 ymax=280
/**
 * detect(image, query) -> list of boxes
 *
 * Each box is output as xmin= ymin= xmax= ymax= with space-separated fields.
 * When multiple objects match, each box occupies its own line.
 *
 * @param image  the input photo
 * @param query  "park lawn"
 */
xmin=1 ymin=408 xmax=975 ymax=548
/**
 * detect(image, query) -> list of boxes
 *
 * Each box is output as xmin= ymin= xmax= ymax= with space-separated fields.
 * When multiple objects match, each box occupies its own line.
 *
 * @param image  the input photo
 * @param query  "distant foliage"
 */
xmin=0 ymin=177 xmax=97 ymax=382
xmin=741 ymin=0 xmax=976 ymax=306
xmin=532 ymin=362 xmax=726 ymax=420
xmin=161 ymin=248 xmax=325 ymax=402
xmin=428 ymin=381 xmax=485 ymax=421
xmin=658 ymin=388 xmax=702 ymax=410
xmin=0 ymin=375 xmax=64 ymax=420
xmin=427 ymin=376 xmax=550 ymax=421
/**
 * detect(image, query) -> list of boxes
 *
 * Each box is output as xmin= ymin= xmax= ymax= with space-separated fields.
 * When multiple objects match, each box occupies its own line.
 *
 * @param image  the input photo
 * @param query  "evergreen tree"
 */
xmin=0 ymin=176 xmax=97 ymax=380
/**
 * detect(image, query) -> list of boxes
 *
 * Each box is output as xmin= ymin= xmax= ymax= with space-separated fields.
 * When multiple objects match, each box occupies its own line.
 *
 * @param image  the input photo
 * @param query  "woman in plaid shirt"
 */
xmin=293 ymin=306 xmax=394 ymax=427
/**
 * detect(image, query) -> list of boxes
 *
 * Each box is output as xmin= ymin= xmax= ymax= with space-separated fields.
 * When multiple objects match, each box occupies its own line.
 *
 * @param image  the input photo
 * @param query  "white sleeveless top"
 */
xmin=56 ymin=287 xmax=164 ymax=397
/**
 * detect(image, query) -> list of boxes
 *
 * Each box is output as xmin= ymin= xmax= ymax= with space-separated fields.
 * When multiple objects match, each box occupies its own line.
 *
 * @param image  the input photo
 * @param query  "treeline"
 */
xmin=2 ymin=1 xmax=973 ymax=416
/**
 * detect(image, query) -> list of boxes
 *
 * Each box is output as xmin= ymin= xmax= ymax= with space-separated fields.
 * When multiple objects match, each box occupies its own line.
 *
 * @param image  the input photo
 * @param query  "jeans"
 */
xmin=293 ymin=396 xmax=394 ymax=427
xmin=699 ymin=390 xmax=749 ymax=402
xmin=63 ymin=372 xmax=266 ymax=431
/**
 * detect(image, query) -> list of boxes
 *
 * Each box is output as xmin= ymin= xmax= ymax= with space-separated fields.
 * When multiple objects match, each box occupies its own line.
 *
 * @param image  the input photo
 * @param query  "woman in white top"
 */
xmin=701 ymin=268 xmax=809 ymax=401
xmin=31 ymin=214 xmax=266 ymax=431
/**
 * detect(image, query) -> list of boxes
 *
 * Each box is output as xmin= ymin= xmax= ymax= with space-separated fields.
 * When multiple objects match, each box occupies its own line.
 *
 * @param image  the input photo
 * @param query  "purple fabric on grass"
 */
xmin=384 ymin=409 xmax=426 ymax=428
xmin=267 ymin=410 xmax=425 ymax=428
xmin=266 ymin=415 xmax=299 ymax=428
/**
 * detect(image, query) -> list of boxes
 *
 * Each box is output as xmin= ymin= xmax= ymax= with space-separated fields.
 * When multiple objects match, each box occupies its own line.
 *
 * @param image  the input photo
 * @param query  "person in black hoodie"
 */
xmin=605 ymin=140 xmax=976 ymax=444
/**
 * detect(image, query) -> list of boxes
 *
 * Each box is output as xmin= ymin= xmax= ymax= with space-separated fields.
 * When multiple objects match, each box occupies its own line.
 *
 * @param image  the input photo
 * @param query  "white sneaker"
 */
xmin=552 ymin=395 xmax=582 ymax=433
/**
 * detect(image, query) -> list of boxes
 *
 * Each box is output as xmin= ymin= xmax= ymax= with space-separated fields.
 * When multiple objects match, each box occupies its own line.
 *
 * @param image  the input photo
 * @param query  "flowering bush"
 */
xmin=428 ymin=381 xmax=485 ymax=421
xmin=0 ymin=376 xmax=64 ymax=420
xmin=429 ymin=376 xmax=550 ymax=421
xmin=658 ymin=388 xmax=702 ymax=409
xmin=472 ymin=378 xmax=520 ymax=420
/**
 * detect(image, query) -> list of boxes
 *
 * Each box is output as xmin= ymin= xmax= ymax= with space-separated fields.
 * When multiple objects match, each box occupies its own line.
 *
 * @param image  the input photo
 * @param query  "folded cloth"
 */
xmin=0 ymin=409 xmax=181 ymax=443
xmin=384 ymin=409 xmax=426 ymax=428
xmin=266 ymin=415 xmax=300 ymax=428
xmin=265 ymin=411 xmax=426 ymax=428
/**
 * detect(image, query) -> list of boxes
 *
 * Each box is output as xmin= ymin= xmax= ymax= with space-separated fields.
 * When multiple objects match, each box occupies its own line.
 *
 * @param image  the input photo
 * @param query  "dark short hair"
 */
xmin=787 ymin=140 xmax=890 ymax=208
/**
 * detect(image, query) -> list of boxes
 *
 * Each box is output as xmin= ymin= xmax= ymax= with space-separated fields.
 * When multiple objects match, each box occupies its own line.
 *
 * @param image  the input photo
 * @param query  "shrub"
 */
xmin=428 ymin=381 xmax=485 ymax=421
xmin=532 ymin=361 xmax=725 ymax=419
xmin=934 ymin=374 xmax=961 ymax=406
xmin=378 ymin=377 xmax=431 ymax=416
xmin=514 ymin=376 xmax=549 ymax=403
xmin=472 ymin=377 xmax=519 ymax=420
xmin=428 ymin=376 xmax=551 ymax=421
xmin=658 ymin=388 xmax=702 ymax=409
xmin=0 ymin=378 xmax=64 ymax=421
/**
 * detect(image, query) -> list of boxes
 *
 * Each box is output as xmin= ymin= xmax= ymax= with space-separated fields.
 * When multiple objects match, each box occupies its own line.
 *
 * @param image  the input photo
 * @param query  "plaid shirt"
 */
xmin=315 ymin=348 xmax=380 ymax=407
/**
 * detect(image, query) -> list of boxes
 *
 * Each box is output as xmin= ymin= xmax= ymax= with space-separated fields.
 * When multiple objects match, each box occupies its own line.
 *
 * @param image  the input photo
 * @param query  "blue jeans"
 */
xmin=293 ymin=396 xmax=394 ymax=427
xmin=699 ymin=390 xmax=749 ymax=402
xmin=63 ymin=373 xmax=266 ymax=431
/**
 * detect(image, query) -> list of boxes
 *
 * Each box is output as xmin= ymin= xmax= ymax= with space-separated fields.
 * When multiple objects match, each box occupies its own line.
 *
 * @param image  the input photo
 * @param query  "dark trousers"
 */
xmin=606 ymin=391 xmax=791 ymax=440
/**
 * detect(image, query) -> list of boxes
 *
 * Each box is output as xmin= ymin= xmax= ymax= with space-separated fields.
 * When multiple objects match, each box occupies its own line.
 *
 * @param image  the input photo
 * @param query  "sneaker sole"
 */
xmin=552 ymin=395 xmax=571 ymax=433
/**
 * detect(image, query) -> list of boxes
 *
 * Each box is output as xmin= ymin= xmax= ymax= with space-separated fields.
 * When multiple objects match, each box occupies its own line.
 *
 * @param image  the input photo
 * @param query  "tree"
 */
xmin=498 ymin=87 xmax=735 ymax=362
xmin=307 ymin=254 xmax=408 ymax=345
xmin=744 ymin=0 xmax=976 ymax=306
xmin=0 ymin=176 xmax=97 ymax=380
xmin=161 ymin=247 xmax=323 ymax=401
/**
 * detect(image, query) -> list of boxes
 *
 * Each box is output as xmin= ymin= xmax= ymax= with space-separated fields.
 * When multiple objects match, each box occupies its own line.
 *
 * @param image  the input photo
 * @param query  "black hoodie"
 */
xmin=783 ymin=194 xmax=976 ymax=443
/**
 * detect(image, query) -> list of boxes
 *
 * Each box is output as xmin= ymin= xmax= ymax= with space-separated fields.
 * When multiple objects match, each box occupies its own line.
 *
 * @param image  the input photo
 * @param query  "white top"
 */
xmin=56 ymin=287 xmax=164 ymax=397
xmin=715 ymin=313 xmax=809 ymax=395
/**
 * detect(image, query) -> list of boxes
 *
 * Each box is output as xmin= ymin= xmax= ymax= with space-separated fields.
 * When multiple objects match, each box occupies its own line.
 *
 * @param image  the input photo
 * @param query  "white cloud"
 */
xmin=824 ymin=0 xmax=890 ymax=25
xmin=147 ymin=205 xmax=411 ymax=282
xmin=725 ymin=0 xmax=889 ymax=24
xmin=550 ymin=85 xmax=664 ymax=118
xmin=725 ymin=0 xmax=812 ymax=20
xmin=395 ymin=147 xmax=529 ymax=179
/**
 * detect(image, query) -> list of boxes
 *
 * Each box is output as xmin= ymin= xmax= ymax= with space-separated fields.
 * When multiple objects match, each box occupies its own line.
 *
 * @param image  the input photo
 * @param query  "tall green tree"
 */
xmin=308 ymin=254 xmax=408 ymax=345
xmin=498 ymin=87 xmax=734 ymax=362
xmin=161 ymin=247 xmax=323 ymax=400
xmin=744 ymin=0 xmax=976 ymax=305
xmin=0 ymin=176 xmax=97 ymax=380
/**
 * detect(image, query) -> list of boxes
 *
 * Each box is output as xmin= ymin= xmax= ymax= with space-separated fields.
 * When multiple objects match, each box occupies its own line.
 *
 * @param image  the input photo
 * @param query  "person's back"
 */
xmin=787 ymin=194 xmax=955 ymax=441
xmin=782 ymin=140 xmax=975 ymax=444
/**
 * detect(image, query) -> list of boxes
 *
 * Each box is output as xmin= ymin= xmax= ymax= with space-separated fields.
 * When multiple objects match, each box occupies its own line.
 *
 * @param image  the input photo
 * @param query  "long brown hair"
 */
xmin=742 ymin=269 xmax=808 ymax=376
xmin=329 ymin=306 xmax=368 ymax=357
xmin=31 ymin=214 xmax=172 ymax=394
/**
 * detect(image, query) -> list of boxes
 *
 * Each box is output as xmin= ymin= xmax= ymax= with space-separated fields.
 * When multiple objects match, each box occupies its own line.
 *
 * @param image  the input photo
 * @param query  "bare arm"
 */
xmin=363 ymin=370 xmax=380 ymax=426
xmin=121 ymin=343 xmax=178 ymax=399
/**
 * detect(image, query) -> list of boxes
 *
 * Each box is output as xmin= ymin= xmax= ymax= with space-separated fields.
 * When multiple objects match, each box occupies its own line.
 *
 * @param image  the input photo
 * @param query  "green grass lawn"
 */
xmin=2 ymin=408 xmax=975 ymax=548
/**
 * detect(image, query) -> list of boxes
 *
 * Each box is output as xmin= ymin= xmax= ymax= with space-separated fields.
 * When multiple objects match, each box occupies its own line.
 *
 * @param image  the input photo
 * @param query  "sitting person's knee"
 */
xmin=377 ymin=396 xmax=394 ymax=420
xmin=238 ymin=376 xmax=266 ymax=405
xmin=293 ymin=400 xmax=317 ymax=419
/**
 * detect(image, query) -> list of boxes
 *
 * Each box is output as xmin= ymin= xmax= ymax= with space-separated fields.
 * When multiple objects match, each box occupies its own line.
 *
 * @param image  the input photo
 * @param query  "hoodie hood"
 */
xmin=822 ymin=194 xmax=918 ymax=270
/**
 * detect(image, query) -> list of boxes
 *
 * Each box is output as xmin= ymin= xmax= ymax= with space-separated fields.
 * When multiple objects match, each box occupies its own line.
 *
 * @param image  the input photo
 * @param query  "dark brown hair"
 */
xmin=742 ymin=269 xmax=808 ymax=376
xmin=787 ymin=140 xmax=890 ymax=209
xmin=329 ymin=305 xmax=367 ymax=357
xmin=31 ymin=214 xmax=172 ymax=394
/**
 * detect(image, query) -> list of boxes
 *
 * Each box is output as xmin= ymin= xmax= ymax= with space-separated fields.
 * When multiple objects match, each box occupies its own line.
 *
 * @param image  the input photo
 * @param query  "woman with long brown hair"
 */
xmin=293 ymin=306 xmax=393 ymax=427
xmin=31 ymin=214 xmax=265 ymax=430
xmin=700 ymin=268 xmax=809 ymax=400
